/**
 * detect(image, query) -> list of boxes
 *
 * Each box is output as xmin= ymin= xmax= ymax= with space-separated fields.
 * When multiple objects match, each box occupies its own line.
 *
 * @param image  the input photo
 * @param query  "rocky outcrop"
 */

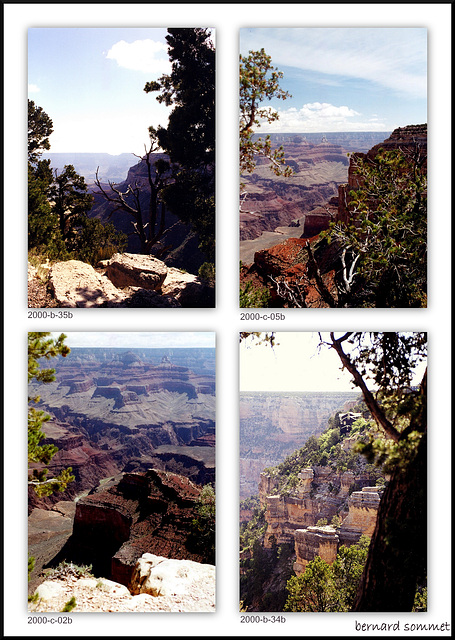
xmin=52 ymin=469 xmax=212 ymax=586
xmin=42 ymin=252 xmax=214 ymax=308
xmin=28 ymin=502 xmax=76 ymax=593
xmin=294 ymin=526 xmax=339 ymax=573
xmin=105 ymin=253 xmax=168 ymax=290
xmin=29 ymin=559 xmax=215 ymax=612
xmin=258 ymin=464 xmax=382 ymax=575
xmin=161 ymin=267 xmax=215 ymax=307
xmin=337 ymin=487 xmax=381 ymax=546
xmin=337 ymin=124 xmax=427 ymax=224
xmin=292 ymin=487 xmax=382 ymax=574
xmin=130 ymin=554 xmax=215 ymax=600
xmin=260 ymin=463 xmax=382 ymax=557
xmin=49 ymin=260 xmax=128 ymax=307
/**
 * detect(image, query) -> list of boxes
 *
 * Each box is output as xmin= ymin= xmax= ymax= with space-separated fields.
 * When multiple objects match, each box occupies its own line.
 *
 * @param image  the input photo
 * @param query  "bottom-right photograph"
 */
xmin=239 ymin=331 xmax=427 ymax=613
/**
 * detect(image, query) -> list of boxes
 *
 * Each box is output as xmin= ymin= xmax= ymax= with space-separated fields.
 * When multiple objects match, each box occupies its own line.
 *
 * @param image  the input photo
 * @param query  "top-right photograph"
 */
xmin=239 ymin=28 xmax=427 ymax=309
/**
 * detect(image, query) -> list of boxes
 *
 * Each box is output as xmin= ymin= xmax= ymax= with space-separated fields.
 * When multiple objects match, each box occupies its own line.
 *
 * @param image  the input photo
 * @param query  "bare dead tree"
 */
xmin=95 ymin=141 xmax=171 ymax=255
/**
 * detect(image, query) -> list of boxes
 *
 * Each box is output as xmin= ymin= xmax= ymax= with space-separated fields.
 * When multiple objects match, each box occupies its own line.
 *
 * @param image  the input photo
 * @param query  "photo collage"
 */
xmin=3 ymin=4 xmax=452 ymax=639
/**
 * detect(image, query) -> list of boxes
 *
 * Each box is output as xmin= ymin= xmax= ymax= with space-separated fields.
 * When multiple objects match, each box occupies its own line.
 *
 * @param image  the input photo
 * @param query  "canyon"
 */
xmin=240 ymin=131 xmax=391 ymax=263
xmin=239 ymin=391 xmax=358 ymax=500
xmin=240 ymin=405 xmax=387 ymax=611
xmin=240 ymin=125 xmax=427 ymax=307
xmin=88 ymin=154 xmax=208 ymax=275
xmin=28 ymin=347 xmax=215 ymax=596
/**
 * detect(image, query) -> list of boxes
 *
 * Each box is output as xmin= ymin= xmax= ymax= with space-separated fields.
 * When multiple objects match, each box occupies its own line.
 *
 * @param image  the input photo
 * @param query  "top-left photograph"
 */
xmin=28 ymin=27 xmax=215 ymax=308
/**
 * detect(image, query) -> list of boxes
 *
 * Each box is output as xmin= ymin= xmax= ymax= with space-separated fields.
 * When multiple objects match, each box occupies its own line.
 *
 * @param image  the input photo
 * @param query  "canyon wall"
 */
xmin=240 ymin=391 xmax=358 ymax=499
xmin=259 ymin=466 xmax=382 ymax=574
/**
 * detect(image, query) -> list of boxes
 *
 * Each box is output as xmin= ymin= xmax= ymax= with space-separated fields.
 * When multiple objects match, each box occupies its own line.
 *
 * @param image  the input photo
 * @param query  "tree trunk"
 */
xmin=353 ymin=378 xmax=427 ymax=611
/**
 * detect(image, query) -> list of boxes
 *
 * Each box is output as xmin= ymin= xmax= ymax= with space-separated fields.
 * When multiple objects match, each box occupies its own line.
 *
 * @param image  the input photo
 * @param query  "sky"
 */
xmin=28 ymin=28 xmax=175 ymax=155
xmin=240 ymin=27 xmax=427 ymax=134
xmin=240 ymin=332 xmax=357 ymax=393
xmin=240 ymin=332 xmax=427 ymax=393
xmin=50 ymin=331 xmax=215 ymax=349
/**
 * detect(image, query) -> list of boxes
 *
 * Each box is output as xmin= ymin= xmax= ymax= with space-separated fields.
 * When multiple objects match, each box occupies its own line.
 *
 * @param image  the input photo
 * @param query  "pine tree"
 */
xmin=144 ymin=28 xmax=215 ymax=262
xmin=28 ymin=333 xmax=75 ymax=497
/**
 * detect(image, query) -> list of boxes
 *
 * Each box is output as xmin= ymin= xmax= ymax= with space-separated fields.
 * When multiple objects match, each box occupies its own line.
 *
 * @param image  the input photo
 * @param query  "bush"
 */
xmin=240 ymin=281 xmax=271 ymax=308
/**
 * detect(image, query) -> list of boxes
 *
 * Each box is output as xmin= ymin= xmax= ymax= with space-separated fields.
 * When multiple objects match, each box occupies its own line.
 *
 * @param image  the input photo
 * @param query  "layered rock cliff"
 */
xmin=240 ymin=392 xmax=358 ymax=499
xmin=50 ymin=469 xmax=210 ymax=586
xmin=28 ymin=347 xmax=216 ymax=512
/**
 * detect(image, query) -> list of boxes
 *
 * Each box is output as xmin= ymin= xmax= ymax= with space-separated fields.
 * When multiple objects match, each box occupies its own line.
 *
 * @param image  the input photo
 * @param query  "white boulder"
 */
xmin=34 ymin=581 xmax=65 ymax=601
xmin=130 ymin=553 xmax=215 ymax=598
xmin=105 ymin=253 xmax=168 ymax=290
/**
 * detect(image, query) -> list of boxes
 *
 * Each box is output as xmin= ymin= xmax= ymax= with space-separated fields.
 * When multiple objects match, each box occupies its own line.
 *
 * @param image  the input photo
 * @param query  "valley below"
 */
xmin=239 ymin=132 xmax=390 ymax=263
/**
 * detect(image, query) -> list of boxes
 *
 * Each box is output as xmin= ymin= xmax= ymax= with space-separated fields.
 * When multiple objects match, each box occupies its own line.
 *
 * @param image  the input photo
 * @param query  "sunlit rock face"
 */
xmin=294 ymin=526 xmax=339 ymax=573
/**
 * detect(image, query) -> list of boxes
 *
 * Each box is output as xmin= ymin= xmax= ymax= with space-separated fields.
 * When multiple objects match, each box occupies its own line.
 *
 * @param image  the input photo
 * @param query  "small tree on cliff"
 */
xmin=239 ymin=49 xmax=292 ymax=178
xmin=28 ymin=332 xmax=74 ymax=496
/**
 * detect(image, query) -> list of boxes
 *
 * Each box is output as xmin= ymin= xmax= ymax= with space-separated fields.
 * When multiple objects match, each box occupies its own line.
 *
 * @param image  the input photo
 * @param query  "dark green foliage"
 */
xmin=28 ymin=101 xmax=126 ymax=264
xmin=240 ymin=504 xmax=293 ymax=611
xmin=28 ymin=100 xmax=53 ymax=165
xmin=28 ymin=555 xmax=35 ymax=582
xmin=284 ymin=536 xmax=370 ymax=612
xmin=323 ymin=148 xmax=427 ymax=307
xmin=198 ymin=261 xmax=215 ymax=284
xmin=145 ymin=28 xmax=215 ymax=262
xmin=49 ymin=165 xmax=94 ymax=241
xmin=190 ymin=484 xmax=215 ymax=564
xmin=67 ymin=217 xmax=127 ymax=266
xmin=28 ymin=333 xmax=75 ymax=497
xmin=240 ymin=280 xmax=272 ymax=308
xmin=325 ymin=332 xmax=427 ymax=611
xmin=61 ymin=597 xmax=77 ymax=612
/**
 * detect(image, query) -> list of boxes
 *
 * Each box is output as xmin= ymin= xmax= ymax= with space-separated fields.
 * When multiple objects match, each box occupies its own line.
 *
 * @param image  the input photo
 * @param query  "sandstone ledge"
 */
xmin=29 ymin=556 xmax=215 ymax=613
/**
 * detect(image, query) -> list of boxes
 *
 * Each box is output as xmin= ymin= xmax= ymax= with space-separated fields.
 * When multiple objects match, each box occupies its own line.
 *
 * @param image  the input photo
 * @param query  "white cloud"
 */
xmin=262 ymin=102 xmax=389 ymax=133
xmin=106 ymin=39 xmax=171 ymax=75
xmin=28 ymin=84 xmax=40 ymax=93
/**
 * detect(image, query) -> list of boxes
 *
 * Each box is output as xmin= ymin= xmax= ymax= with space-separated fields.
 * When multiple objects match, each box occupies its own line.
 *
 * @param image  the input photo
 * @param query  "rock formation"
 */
xmin=130 ymin=554 xmax=215 ymax=599
xmin=105 ymin=253 xmax=168 ymax=290
xmin=258 ymin=464 xmax=382 ymax=575
xmin=240 ymin=391 xmax=358 ymax=499
xmin=293 ymin=526 xmax=339 ymax=573
xmin=29 ymin=555 xmax=215 ymax=612
xmin=49 ymin=469 xmax=212 ymax=587
xmin=41 ymin=252 xmax=214 ymax=308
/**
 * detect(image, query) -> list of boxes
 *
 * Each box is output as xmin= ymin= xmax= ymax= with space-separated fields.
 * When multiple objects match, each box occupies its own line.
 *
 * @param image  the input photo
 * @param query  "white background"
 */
xmin=3 ymin=3 xmax=452 ymax=637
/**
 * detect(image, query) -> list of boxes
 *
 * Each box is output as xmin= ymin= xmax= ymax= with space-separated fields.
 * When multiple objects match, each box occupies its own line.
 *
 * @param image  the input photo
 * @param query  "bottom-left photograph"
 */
xmin=28 ymin=331 xmax=216 ymax=613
